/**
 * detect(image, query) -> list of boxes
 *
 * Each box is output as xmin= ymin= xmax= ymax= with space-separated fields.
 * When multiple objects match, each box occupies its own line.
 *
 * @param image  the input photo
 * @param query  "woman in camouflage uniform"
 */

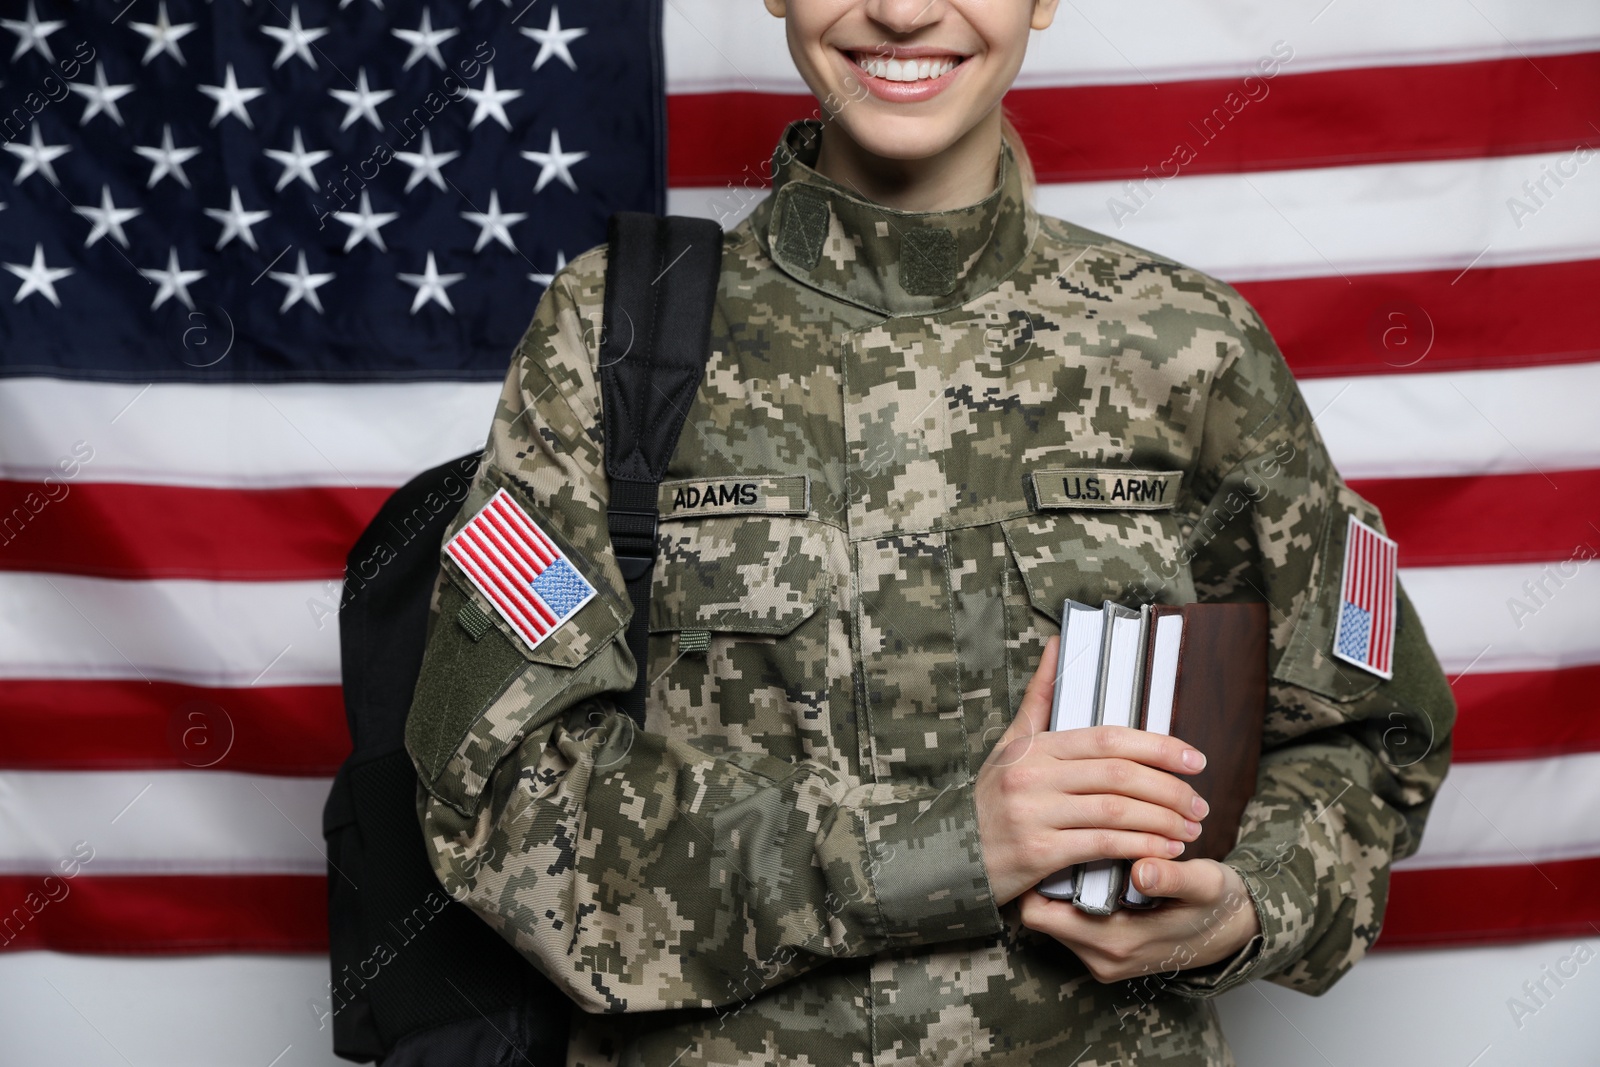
xmin=405 ymin=1 xmax=1456 ymax=1063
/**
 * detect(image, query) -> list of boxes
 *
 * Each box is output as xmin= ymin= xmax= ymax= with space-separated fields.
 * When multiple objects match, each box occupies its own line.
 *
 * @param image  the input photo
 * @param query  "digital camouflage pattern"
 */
xmin=406 ymin=119 xmax=1456 ymax=1066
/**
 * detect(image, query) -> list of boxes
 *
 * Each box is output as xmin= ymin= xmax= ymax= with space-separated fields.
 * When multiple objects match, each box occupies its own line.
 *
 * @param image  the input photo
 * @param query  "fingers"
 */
xmin=1014 ymin=635 xmax=1059 ymax=737
xmin=1040 ymin=725 xmax=1206 ymax=777
xmin=1045 ymin=758 xmax=1209 ymax=821
xmin=1130 ymin=857 xmax=1230 ymax=904
xmin=1041 ymin=790 xmax=1201 ymax=846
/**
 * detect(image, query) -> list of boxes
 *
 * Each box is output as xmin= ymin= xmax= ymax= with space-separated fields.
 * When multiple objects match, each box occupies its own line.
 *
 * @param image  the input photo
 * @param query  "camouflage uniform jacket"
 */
xmin=406 ymin=119 xmax=1456 ymax=1066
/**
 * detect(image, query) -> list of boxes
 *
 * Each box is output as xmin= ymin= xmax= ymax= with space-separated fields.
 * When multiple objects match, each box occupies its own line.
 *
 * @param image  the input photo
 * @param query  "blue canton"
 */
xmin=1337 ymin=601 xmax=1372 ymax=663
xmin=529 ymin=557 xmax=592 ymax=619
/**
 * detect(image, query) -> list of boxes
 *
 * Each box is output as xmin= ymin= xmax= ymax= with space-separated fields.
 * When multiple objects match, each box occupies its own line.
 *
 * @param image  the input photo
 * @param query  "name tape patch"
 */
xmin=444 ymin=488 xmax=596 ymax=653
xmin=660 ymin=475 xmax=811 ymax=519
xmin=1331 ymin=515 xmax=1399 ymax=680
xmin=1030 ymin=468 xmax=1182 ymax=511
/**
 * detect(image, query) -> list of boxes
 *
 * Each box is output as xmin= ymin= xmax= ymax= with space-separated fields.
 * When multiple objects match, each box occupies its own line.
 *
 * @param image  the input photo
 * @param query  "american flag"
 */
xmin=445 ymin=487 xmax=595 ymax=650
xmin=1333 ymin=515 xmax=1400 ymax=680
xmin=0 ymin=0 xmax=1596 ymax=1062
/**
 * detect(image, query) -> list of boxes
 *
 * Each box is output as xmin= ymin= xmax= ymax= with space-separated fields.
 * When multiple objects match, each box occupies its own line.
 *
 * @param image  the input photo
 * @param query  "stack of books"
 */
xmin=1036 ymin=600 xmax=1269 ymax=914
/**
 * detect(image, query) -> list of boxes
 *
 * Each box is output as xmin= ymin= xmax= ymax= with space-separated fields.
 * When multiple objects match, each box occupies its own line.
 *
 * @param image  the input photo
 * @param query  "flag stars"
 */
xmin=139 ymin=248 xmax=206 ymax=311
xmin=205 ymin=187 xmax=270 ymax=251
xmin=2 ymin=1 xmax=65 ymax=64
xmin=462 ymin=190 xmax=526 ymax=253
xmin=134 ymin=124 xmax=200 ymax=189
xmin=68 ymin=62 xmax=134 ymax=127
xmin=521 ymin=7 xmax=586 ymax=72
xmin=269 ymin=251 xmax=335 ymax=313
xmin=529 ymin=250 xmax=567 ymax=288
xmin=262 ymin=4 xmax=328 ymax=70
xmin=333 ymin=190 xmax=399 ymax=252
xmin=398 ymin=252 xmax=463 ymax=314
xmin=393 ymin=8 xmax=458 ymax=72
xmin=199 ymin=64 xmax=265 ymax=129
xmin=393 ymin=130 xmax=458 ymax=193
xmin=130 ymin=2 xmax=196 ymax=67
xmin=265 ymin=128 xmax=330 ymax=192
xmin=73 ymin=185 xmax=142 ymax=249
xmin=521 ymin=129 xmax=587 ymax=193
xmin=4 ymin=123 xmax=70 ymax=186
xmin=4 ymin=243 xmax=73 ymax=307
xmin=329 ymin=69 xmax=394 ymax=132
xmin=463 ymin=67 xmax=521 ymax=131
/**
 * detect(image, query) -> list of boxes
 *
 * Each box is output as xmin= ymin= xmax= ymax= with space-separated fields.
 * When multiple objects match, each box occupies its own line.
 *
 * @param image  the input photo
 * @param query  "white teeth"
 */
xmin=854 ymin=53 xmax=959 ymax=82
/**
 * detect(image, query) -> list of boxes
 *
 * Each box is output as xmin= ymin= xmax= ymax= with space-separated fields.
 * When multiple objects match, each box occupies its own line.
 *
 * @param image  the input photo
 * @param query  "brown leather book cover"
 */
xmin=1144 ymin=602 xmax=1269 ymax=864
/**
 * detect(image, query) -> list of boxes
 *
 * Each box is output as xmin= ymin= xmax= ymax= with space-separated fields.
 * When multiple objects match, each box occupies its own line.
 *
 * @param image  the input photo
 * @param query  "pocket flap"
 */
xmin=651 ymin=515 xmax=827 ymax=636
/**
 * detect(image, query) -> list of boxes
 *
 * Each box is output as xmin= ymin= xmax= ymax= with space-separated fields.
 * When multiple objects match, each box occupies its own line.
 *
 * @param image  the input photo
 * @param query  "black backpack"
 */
xmin=322 ymin=213 xmax=723 ymax=1063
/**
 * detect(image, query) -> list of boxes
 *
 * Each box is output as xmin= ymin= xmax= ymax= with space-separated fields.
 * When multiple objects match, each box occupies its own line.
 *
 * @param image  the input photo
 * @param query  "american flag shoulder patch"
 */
xmin=1331 ymin=514 xmax=1400 ymax=680
xmin=443 ymin=489 xmax=597 ymax=653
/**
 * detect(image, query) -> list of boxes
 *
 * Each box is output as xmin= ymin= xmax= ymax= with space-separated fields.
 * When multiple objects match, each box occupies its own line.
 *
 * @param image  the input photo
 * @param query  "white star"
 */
xmin=520 ymin=7 xmax=586 ymax=71
xmin=4 ymin=243 xmax=73 ymax=307
xmin=392 ymin=8 xmax=457 ymax=71
xmin=133 ymin=124 xmax=200 ymax=189
xmin=4 ymin=123 xmax=69 ymax=186
xmin=393 ymin=129 xmax=458 ymax=193
xmin=264 ymin=128 xmax=330 ymax=192
xmin=204 ymin=187 xmax=270 ymax=251
xmin=73 ymin=185 xmax=142 ymax=248
xmin=68 ymin=62 xmax=134 ymax=127
xmin=528 ymin=249 xmax=567 ymax=288
xmin=332 ymin=189 xmax=399 ymax=252
xmin=262 ymin=4 xmax=328 ymax=70
xmin=397 ymin=252 xmax=463 ymax=314
xmin=139 ymin=247 xmax=206 ymax=311
xmin=130 ymin=2 xmax=196 ymax=67
xmin=268 ymin=251 xmax=335 ymax=313
xmin=329 ymin=68 xmax=394 ymax=132
xmin=198 ymin=63 xmax=265 ymax=129
xmin=462 ymin=66 xmax=521 ymax=131
xmin=520 ymin=128 xmax=587 ymax=193
xmin=461 ymin=190 xmax=526 ymax=253
xmin=2 ymin=1 xmax=64 ymax=64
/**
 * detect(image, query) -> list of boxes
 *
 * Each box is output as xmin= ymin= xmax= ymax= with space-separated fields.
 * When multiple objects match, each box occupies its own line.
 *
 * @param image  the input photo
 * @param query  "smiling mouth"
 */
xmin=848 ymin=51 xmax=966 ymax=83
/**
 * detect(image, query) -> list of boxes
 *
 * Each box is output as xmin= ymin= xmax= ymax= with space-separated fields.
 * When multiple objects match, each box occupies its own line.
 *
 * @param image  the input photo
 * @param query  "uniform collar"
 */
xmin=750 ymin=119 xmax=1035 ymax=317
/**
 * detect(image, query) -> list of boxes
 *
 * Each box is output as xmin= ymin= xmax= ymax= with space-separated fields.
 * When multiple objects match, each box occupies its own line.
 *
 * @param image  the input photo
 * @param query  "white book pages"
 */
xmin=1039 ymin=601 xmax=1105 ymax=900
xmin=1124 ymin=613 xmax=1186 ymax=907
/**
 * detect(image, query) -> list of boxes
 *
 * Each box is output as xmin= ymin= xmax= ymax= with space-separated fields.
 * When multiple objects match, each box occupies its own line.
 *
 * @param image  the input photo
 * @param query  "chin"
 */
xmin=834 ymin=112 xmax=967 ymax=165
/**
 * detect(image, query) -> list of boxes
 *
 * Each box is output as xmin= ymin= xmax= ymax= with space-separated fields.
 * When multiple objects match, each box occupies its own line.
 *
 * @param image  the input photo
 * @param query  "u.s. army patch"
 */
xmin=443 ymin=489 xmax=596 ymax=653
xmin=1331 ymin=515 xmax=1399 ymax=680
xmin=1029 ymin=468 xmax=1181 ymax=511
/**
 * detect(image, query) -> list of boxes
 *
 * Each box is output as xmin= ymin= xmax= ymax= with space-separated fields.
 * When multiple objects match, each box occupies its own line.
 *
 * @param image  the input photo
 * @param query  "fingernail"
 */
xmin=1192 ymin=796 xmax=1210 ymax=818
xmin=1167 ymin=839 xmax=1184 ymax=856
xmin=1139 ymin=865 xmax=1159 ymax=893
xmin=1182 ymin=748 xmax=1206 ymax=771
xmin=1183 ymin=819 xmax=1201 ymax=837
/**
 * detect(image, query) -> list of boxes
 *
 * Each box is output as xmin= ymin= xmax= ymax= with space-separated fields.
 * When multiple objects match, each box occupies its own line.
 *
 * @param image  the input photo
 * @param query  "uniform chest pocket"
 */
xmin=646 ymin=513 xmax=843 ymax=766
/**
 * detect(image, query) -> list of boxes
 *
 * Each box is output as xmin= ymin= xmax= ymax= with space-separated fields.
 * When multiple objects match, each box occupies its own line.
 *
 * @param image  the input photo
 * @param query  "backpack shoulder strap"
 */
xmin=600 ymin=211 xmax=723 ymax=727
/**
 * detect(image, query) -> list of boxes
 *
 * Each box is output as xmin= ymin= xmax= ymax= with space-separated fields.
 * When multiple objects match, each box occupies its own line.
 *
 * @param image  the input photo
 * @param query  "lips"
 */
xmin=849 ymin=51 xmax=965 ymax=83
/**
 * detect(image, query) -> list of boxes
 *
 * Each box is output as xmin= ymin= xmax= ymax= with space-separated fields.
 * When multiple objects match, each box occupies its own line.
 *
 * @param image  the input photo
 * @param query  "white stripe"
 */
xmin=1396 ymin=753 xmax=1600 ymax=870
xmin=0 ymin=573 xmax=339 ymax=686
xmin=1304 ymin=362 xmax=1600 ymax=480
xmin=0 ymin=378 xmax=498 ymax=488
xmin=671 ymin=149 xmax=1600 ymax=279
xmin=0 ymin=771 xmax=329 ymax=875
xmin=0 ymin=547 xmax=1591 ymax=687
xmin=1402 ymin=561 xmax=1600 ymax=675
xmin=665 ymin=0 xmax=1600 ymax=92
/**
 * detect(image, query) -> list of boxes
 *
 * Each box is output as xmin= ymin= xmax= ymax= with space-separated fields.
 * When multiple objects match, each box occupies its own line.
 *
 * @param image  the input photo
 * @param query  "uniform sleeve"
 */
xmin=404 ymin=250 xmax=1002 ymax=1016
xmin=1161 ymin=294 xmax=1456 ymax=998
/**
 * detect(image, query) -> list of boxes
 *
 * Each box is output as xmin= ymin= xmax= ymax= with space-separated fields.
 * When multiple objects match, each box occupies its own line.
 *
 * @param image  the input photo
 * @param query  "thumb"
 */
xmin=1006 ymin=635 xmax=1059 ymax=744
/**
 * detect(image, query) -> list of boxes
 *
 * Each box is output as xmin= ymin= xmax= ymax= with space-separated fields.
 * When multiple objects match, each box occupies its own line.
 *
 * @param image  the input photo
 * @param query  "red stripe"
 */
xmin=471 ymin=512 xmax=541 ymax=584
xmin=0 ymin=481 xmax=390 ymax=581
xmin=668 ymin=52 xmax=1600 ymax=187
xmin=1379 ymin=855 xmax=1600 ymax=948
xmin=1351 ymin=469 xmax=1600 ymax=568
xmin=450 ymin=535 xmax=549 ymax=638
xmin=0 ymin=874 xmax=327 ymax=954
xmin=1238 ymin=260 xmax=1600 ymax=379
xmin=1451 ymin=665 xmax=1600 ymax=763
xmin=0 ymin=679 xmax=348 ymax=774
xmin=491 ymin=493 xmax=560 ymax=562
xmin=460 ymin=524 xmax=557 ymax=627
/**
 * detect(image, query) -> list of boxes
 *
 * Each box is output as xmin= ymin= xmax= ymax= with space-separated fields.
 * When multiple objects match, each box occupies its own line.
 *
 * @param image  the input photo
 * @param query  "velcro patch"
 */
xmin=660 ymin=475 xmax=810 ymax=519
xmin=444 ymin=488 xmax=596 ymax=653
xmin=1331 ymin=515 xmax=1399 ymax=680
xmin=1029 ymin=469 xmax=1182 ymax=511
